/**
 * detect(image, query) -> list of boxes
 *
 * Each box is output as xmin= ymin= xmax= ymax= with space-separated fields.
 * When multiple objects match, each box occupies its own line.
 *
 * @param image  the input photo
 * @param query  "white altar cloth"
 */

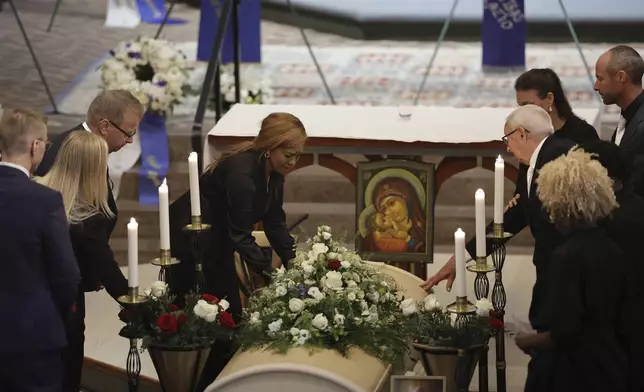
xmin=206 ymin=104 xmax=602 ymax=144
xmin=84 ymin=254 xmax=536 ymax=391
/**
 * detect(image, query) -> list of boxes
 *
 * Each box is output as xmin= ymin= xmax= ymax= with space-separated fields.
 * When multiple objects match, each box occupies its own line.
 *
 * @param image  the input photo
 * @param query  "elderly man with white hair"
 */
xmin=422 ymin=104 xmax=575 ymax=392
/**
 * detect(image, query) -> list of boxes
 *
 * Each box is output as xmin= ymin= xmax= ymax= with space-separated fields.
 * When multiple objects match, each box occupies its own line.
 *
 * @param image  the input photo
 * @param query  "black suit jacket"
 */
xmin=35 ymin=125 xmax=118 ymax=234
xmin=0 ymin=165 xmax=80 ymax=353
xmin=611 ymin=93 xmax=644 ymax=197
xmin=466 ymin=136 xmax=574 ymax=331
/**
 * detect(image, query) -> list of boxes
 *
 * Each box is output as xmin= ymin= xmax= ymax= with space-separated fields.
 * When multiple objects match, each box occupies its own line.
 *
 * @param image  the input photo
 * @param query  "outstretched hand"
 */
xmin=420 ymin=254 xmax=456 ymax=292
xmin=505 ymin=194 xmax=520 ymax=212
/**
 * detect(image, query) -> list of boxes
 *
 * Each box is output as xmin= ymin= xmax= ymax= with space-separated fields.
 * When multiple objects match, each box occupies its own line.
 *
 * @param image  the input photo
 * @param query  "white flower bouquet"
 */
xmin=237 ymin=225 xmax=414 ymax=365
xmin=101 ymin=37 xmax=191 ymax=114
xmin=210 ymin=64 xmax=273 ymax=113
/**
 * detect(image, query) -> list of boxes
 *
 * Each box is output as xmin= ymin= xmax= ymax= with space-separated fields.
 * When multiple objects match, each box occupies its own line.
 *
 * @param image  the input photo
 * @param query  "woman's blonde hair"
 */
xmin=536 ymin=147 xmax=618 ymax=225
xmin=207 ymin=112 xmax=307 ymax=172
xmin=35 ymin=132 xmax=113 ymax=224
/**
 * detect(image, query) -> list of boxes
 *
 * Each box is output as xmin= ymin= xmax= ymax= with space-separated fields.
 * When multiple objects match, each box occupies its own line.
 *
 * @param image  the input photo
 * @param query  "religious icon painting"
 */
xmin=390 ymin=376 xmax=446 ymax=392
xmin=355 ymin=160 xmax=435 ymax=264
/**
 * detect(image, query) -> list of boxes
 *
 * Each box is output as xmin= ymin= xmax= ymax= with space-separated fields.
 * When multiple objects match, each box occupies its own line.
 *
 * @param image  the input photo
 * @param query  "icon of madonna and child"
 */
xmin=356 ymin=161 xmax=435 ymax=262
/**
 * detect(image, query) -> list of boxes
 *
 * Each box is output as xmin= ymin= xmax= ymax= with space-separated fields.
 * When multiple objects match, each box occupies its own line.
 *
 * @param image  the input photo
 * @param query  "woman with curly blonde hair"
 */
xmin=515 ymin=148 xmax=631 ymax=392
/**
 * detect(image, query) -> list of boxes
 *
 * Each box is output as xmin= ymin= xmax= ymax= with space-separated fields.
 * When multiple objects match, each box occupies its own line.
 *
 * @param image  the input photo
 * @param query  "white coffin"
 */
xmin=206 ymin=262 xmax=428 ymax=392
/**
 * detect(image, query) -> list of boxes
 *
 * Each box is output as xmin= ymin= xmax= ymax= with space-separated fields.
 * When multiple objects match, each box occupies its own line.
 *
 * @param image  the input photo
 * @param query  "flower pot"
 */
xmin=413 ymin=343 xmax=484 ymax=392
xmin=148 ymin=344 xmax=211 ymax=392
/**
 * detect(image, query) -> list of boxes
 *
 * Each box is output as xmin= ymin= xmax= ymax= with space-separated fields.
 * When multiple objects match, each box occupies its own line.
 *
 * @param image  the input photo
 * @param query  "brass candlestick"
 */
xmin=467 ymin=256 xmax=495 ymax=392
xmin=182 ymin=215 xmax=212 ymax=294
xmin=117 ymin=287 xmax=149 ymax=392
xmin=151 ymin=248 xmax=180 ymax=282
xmin=486 ymin=222 xmax=513 ymax=392
xmin=446 ymin=296 xmax=478 ymax=392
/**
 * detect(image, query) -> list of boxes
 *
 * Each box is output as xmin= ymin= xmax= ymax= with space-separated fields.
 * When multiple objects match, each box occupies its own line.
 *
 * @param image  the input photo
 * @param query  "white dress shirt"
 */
xmin=82 ymin=122 xmax=92 ymax=132
xmin=0 ymin=162 xmax=30 ymax=177
xmin=614 ymin=116 xmax=626 ymax=146
xmin=526 ymin=137 xmax=548 ymax=197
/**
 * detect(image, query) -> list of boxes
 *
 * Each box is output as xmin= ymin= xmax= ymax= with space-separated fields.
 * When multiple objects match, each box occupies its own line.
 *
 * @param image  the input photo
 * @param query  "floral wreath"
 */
xmin=101 ymin=36 xmax=190 ymax=114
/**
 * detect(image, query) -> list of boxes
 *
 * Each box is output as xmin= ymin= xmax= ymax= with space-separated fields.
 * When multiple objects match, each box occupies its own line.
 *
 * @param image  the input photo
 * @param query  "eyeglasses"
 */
xmin=501 ymin=128 xmax=531 ymax=145
xmin=105 ymin=119 xmax=136 ymax=139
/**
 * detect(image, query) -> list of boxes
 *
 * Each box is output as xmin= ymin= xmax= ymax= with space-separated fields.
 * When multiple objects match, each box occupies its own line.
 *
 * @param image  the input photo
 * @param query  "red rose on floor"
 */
xmin=177 ymin=313 xmax=188 ymax=326
xmin=488 ymin=317 xmax=504 ymax=329
xmin=169 ymin=304 xmax=180 ymax=312
xmin=157 ymin=314 xmax=178 ymax=333
xmin=202 ymin=294 xmax=219 ymax=303
xmin=327 ymin=259 xmax=341 ymax=271
xmin=219 ymin=312 xmax=236 ymax=329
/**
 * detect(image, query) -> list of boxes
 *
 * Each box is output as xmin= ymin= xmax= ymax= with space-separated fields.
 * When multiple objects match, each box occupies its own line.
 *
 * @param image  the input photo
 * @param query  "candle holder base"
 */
xmin=117 ymin=287 xmax=149 ymax=306
xmin=446 ymin=296 xmax=477 ymax=315
xmin=488 ymin=223 xmax=513 ymax=240
xmin=151 ymin=249 xmax=180 ymax=283
xmin=116 ymin=287 xmax=148 ymax=392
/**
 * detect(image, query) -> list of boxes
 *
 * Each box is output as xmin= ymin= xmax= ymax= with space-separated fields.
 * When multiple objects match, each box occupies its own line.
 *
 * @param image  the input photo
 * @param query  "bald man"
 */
xmin=594 ymin=45 xmax=644 ymax=196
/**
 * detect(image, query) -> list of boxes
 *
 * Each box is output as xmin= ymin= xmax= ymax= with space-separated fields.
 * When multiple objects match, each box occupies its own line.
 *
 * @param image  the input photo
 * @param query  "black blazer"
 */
xmin=69 ymin=213 xmax=129 ymax=301
xmin=466 ymin=136 xmax=574 ymax=331
xmin=0 ymin=165 xmax=80 ymax=353
xmin=35 ymin=125 xmax=118 ymax=234
xmin=169 ymin=150 xmax=295 ymax=319
xmin=611 ymin=93 xmax=644 ymax=197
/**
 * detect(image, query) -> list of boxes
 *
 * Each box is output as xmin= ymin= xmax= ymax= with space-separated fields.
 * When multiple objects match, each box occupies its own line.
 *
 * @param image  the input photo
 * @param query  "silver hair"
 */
xmin=505 ymin=104 xmax=554 ymax=140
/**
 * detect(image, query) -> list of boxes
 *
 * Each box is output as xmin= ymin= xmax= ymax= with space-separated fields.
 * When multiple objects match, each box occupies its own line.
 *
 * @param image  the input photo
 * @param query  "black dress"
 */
xmin=63 ymin=213 xmax=128 ymax=392
xmin=168 ymin=150 xmax=295 ymax=390
xmin=533 ymin=228 xmax=630 ymax=392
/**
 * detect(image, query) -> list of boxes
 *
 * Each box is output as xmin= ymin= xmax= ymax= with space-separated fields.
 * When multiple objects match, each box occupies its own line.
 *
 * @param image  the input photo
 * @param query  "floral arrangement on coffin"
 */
xmin=405 ymin=294 xmax=504 ymax=349
xmin=118 ymin=281 xmax=235 ymax=350
xmin=209 ymin=64 xmax=274 ymax=113
xmin=237 ymin=225 xmax=412 ymax=365
xmin=101 ymin=37 xmax=190 ymax=114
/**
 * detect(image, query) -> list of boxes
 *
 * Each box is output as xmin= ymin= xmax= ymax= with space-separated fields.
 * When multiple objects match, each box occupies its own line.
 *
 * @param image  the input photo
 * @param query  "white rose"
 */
xmin=289 ymin=298 xmax=305 ymax=313
xmin=368 ymin=292 xmax=380 ymax=302
xmin=268 ymin=319 xmax=283 ymax=333
xmin=149 ymin=281 xmax=168 ymax=298
xmin=324 ymin=271 xmax=343 ymax=290
xmin=193 ymin=300 xmax=219 ymax=322
xmin=475 ymin=298 xmax=494 ymax=318
xmin=311 ymin=243 xmax=329 ymax=257
xmin=219 ymin=299 xmax=230 ymax=311
xmin=249 ymin=311 xmax=261 ymax=325
xmin=423 ymin=294 xmax=442 ymax=311
xmin=312 ymin=313 xmax=329 ymax=330
xmin=299 ymin=329 xmax=311 ymax=339
xmin=289 ymin=327 xmax=300 ymax=336
xmin=341 ymin=261 xmax=352 ymax=269
xmin=334 ymin=313 xmax=345 ymax=326
xmin=275 ymin=285 xmax=288 ymax=297
xmin=302 ymin=263 xmax=314 ymax=274
xmin=346 ymin=280 xmax=357 ymax=287
xmin=347 ymin=292 xmax=357 ymax=301
xmin=204 ymin=311 xmax=218 ymax=323
xmin=307 ymin=287 xmax=325 ymax=300
xmin=322 ymin=232 xmax=331 ymax=240
xmin=400 ymin=298 xmax=417 ymax=316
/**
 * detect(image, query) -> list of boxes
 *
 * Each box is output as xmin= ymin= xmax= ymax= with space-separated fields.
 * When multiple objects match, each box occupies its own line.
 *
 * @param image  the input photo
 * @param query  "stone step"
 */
xmin=110 ymin=201 xmax=534 ymax=265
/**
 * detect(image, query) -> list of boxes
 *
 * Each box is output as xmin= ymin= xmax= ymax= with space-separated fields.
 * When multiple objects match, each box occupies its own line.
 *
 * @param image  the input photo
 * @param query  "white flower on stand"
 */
xmin=400 ymin=298 xmax=417 ymax=316
xmin=193 ymin=299 xmax=219 ymax=322
xmin=323 ymin=271 xmax=344 ymax=290
xmin=219 ymin=298 xmax=230 ymax=311
xmin=475 ymin=298 xmax=494 ymax=317
xmin=312 ymin=314 xmax=329 ymax=330
xmin=423 ymin=294 xmax=441 ymax=311
xmin=289 ymin=298 xmax=305 ymax=313
xmin=144 ymin=281 xmax=168 ymax=298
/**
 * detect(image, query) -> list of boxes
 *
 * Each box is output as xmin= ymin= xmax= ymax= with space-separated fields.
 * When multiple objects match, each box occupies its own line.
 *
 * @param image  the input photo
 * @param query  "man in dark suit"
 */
xmin=35 ymin=89 xmax=143 ymax=233
xmin=421 ymin=105 xmax=574 ymax=392
xmin=0 ymin=107 xmax=80 ymax=392
xmin=594 ymin=45 xmax=644 ymax=197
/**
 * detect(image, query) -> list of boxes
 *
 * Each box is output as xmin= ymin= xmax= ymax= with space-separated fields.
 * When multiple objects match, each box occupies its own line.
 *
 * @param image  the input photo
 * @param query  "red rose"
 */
xmin=488 ymin=317 xmax=504 ymax=330
xmin=157 ymin=314 xmax=178 ymax=333
xmin=327 ymin=259 xmax=341 ymax=271
xmin=219 ymin=312 xmax=236 ymax=329
xmin=202 ymin=294 xmax=219 ymax=303
xmin=169 ymin=304 xmax=180 ymax=312
xmin=177 ymin=313 xmax=188 ymax=326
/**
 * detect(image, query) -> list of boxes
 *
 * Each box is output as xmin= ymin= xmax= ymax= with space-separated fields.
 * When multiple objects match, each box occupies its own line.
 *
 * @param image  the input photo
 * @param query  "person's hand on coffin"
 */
xmin=420 ymin=254 xmax=456 ymax=292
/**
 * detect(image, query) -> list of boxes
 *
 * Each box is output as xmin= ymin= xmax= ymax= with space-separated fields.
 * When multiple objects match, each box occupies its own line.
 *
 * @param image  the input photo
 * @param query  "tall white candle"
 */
xmin=188 ymin=152 xmax=201 ymax=217
xmin=475 ymin=189 xmax=486 ymax=257
xmin=127 ymin=217 xmax=138 ymax=288
xmin=454 ymin=228 xmax=466 ymax=298
xmin=159 ymin=178 xmax=170 ymax=250
xmin=494 ymin=155 xmax=504 ymax=224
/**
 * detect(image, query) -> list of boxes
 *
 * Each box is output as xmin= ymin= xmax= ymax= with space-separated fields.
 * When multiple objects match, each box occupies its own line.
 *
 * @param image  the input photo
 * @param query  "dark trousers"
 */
xmin=0 ymin=349 xmax=64 ymax=392
xmin=524 ymin=348 xmax=556 ymax=392
xmin=63 ymin=294 xmax=85 ymax=392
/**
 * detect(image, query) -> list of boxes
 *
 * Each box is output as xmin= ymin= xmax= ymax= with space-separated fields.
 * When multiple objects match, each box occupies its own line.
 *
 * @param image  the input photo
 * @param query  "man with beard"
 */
xmin=594 ymin=45 xmax=644 ymax=196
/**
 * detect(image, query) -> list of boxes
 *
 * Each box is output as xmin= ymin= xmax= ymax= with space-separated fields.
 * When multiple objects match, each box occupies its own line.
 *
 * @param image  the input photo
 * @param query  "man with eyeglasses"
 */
xmin=0 ymin=107 xmax=80 ymax=391
xmin=422 ymin=105 xmax=575 ymax=392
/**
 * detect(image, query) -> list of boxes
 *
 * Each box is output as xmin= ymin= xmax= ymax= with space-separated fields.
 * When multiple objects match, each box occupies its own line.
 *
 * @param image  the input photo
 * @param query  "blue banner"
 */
xmin=482 ymin=0 xmax=526 ymax=69
xmin=138 ymin=111 xmax=170 ymax=206
xmin=136 ymin=0 xmax=186 ymax=25
xmin=197 ymin=0 xmax=261 ymax=63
